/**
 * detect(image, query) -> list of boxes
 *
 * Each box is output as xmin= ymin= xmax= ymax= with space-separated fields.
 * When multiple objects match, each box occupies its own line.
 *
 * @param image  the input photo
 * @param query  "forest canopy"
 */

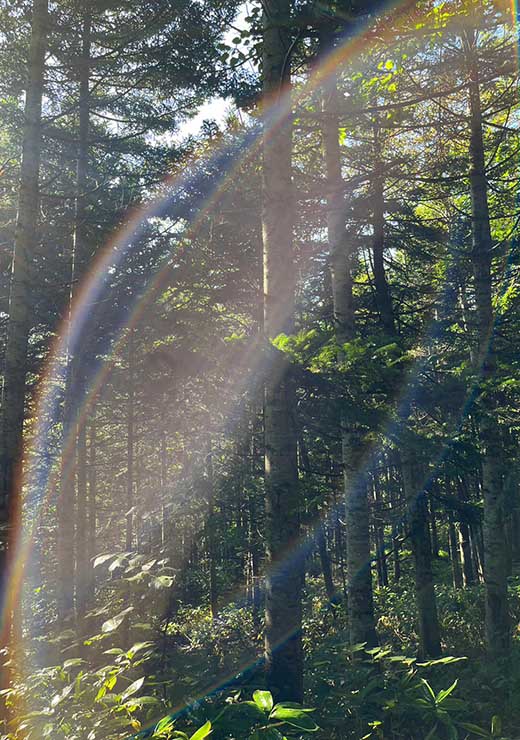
xmin=0 ymin=0 xmax=519 ymax=738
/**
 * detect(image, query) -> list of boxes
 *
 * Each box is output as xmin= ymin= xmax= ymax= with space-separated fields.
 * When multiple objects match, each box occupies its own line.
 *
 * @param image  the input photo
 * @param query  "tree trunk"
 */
xmin=262 ymin=0 xmax=303 ymax=703
xmin=448 ymin=516 xmax=463 ymax=590
xmin=465 ymin=33 xmax=510 ymax=656
xmin=470 ymin=522 xmax=485 ymax=583
xmin=372 ymin=124 xmax=395 ymax=335
xmin=87 ymin=408 xmax=97 ymax=602
xmin=57 ymin=397 xmax=76 ymax=623
xmin=344 ymin=443 xmax=378 ymax=646
xmin=459 ymin=521 xmax=475 ymax=587
xmin=392 ymin=523 xmax=401 ymax=582
xmin=248 ymin=490 xmax=262 ymax=625
xmin=161 ymin=429 xmax=171 ymax=548
xmin=317 ymin=523 xmax=336 ymax=602
xmin=400 ymin=446 xmax=441 ymax=658
xmin=429 ymin=495 xmax=439 ymax=560
xmin=0 ymin=0 xmax=47 ymax=620
xmin=205 ymin=438 xmax=218 ymax=620
xmin=511 ymin=493 xmax=520 ymax=565
xmin=455 ymin=477 xmax=475 ymax=586
xmin=373 ymin=471 xmax=388 ymax=588
xmin=73 ymin=8 xmax=91 ymax=627
xmin=126 ymin=328 xmax=135 ymax=551
xmin=75 ymin=422 xmax=88 ymax=625
xmin=247 ymin=414 xmax=262 ymax=625
xmin=319 ymin=30 xmax=377 ymax=649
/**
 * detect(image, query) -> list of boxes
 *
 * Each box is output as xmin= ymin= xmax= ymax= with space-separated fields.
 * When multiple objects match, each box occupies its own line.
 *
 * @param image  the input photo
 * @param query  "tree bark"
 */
xmin=317 ymin=521 xmax=336 ymax=602
xmin=372 ymin=124 xmax=395 ymax=336
xmin=465 ymin=32 xmax=510 ymax=656
xmin=392 ymin=523 xmax=400 ymax=583
xmin=459 ymin=521 xmax=475 ymax=587
xmin=73 ymin=8 xmax=92 ymax=627
xmin=448 ymin=515 xmax=463 ymax=590
xmin=262 ymin=0 xmax=303 ymax=703
xmin=429 ymin=494 xmax=439 ymax=560
xmin=75 ymin=422 xmax=88 ymax=625
xmin=126 ymin=328 xmax=135 ymax=551
xmin=319 ymin=29 xmax=377 ymax=649
xmin=87 ymin=409 xmax=97 ymax=602
xmin=373 ymin=473 xmax=388 ymax=588
xmin=400 ymin=445 xmax=441 ymax=658
xmin=0 ymin=0 xmax=47 ymax=605
xmin=205 ymin=438 xmax=218 ymax=620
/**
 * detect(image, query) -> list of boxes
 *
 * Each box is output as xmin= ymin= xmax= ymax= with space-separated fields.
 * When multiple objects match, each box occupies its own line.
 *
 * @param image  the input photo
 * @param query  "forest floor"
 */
xmin=145 ymin=555 xmax=520 ymax=739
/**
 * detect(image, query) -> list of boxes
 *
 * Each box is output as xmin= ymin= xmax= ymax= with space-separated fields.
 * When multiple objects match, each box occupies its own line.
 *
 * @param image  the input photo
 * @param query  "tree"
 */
xmin=463 ymin=22 xmax=510 ymax=656
xmin=262 ymin=0 xmax=304 ymax=703
xmin=0 ymin=0 xmax=47 ymax=618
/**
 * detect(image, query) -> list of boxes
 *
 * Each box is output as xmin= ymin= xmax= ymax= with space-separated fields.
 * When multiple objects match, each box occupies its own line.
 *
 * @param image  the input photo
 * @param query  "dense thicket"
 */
xmin=0 ymin=0 xmax=519 ymax=738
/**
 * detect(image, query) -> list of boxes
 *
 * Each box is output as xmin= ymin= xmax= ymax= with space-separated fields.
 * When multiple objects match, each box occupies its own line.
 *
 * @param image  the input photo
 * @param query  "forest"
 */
xmin=0 ymin=0 xmax=518 ymax=737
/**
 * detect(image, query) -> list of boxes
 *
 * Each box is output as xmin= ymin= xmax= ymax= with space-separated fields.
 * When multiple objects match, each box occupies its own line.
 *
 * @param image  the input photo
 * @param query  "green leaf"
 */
xmin=459 ymin=723 xmax=490 ymax=738
xmin=127 ymin=641 xmax=154 ymax=659
xmin=190 ymin=720 xmax=212 ymax=740
xmin=269 ymin=705 xmax=318 ymax=732
xmin=101 ymin=606 xmax=133 ymax=633
xmin=347 ymin=642 xmax=368 ymax=654
xmin=436 ymin=680 xmax=458 ymax=704
xmin=253 ymin=690 xmax=273 ymax=713
xmin=416 ymin=656 xmax=467 ymax=668
xmin=121 ymin=676 xmax=145 ymax=701
xmin=124 ymin=695 xmax=161 ymax=710
xmin=491 ymin=715 xmax=502 ymax=736
xmin=63 ymin=658 xmax=84 ymax=670
xmin=154 ymin=715 xmax=176 ymax=735
xmin=152 ymin=575 xmax=174 ymax=589
xmin=109 ymin=554 xmax=128 ymax=572
xmin=93 ymin=553 xmax=116 ymax=568
xmin=421 ymin=679 xmax=436 ymax=703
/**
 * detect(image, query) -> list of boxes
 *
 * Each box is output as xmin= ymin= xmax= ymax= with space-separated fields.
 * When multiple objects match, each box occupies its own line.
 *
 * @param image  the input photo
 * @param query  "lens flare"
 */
xmin=7 ymin=0 xmax=519 ymax=735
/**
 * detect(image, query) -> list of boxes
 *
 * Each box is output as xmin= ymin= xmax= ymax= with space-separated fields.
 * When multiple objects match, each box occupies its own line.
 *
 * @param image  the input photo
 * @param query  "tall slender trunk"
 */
xmin=400 ymin=447 xmax=441 ymax=657
xmin=392 ymin=524 xmax=401 ymax=582
xmin=470 ymin=522 xmax=485 ymax=583
xmin=372 ymin=117 xmax=440 ymax=654
xmin=372 ymin=124 xmax=395 ymax=336
xmin=0 ymin=0 xmax=47 ymax=624
xmin=126 ymin=328 xmax=135 ymax=551
xmin=389 ymin=459 xmax=401 ymax=582
xmin=73 ymin=8 xmax=91 ymax=625
xmin=373 ymin=473 xmax=388 ymax=588
xmin=429 ymin=494 xmax=439 ymax=559
xmin=317 ymin=518 xmax=336 ymax=602
xmin=510 ymin=480 xmax=520 ymax=564
xmin=448 ymin=514 xmax=463 ymax=590
xmin=75 ymin=423 xmax=88 ymax=622
xmin=205 ymin=438 xmax=217 ymax=620
xmin=465 ymin=32 xmax=510 ymax=656
xmin=248 ymin=491 xmax=262 ymax=625
xmin=160 ymin=429 xmax=167 ymax=547
xmin=372 ymin=123 xmax=439 ymax=643
xmin=0 ymin=4 xmax=47 ymax=691
xmin=87 ymin=408 xmax=97 ymax=601
xmin=262 ymin=0 xmax=303 ymax=702
xmin=319 ymin=31 xmax=377 ymax=648
xmin=459 ymin=521 xmax=475 ymax=586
